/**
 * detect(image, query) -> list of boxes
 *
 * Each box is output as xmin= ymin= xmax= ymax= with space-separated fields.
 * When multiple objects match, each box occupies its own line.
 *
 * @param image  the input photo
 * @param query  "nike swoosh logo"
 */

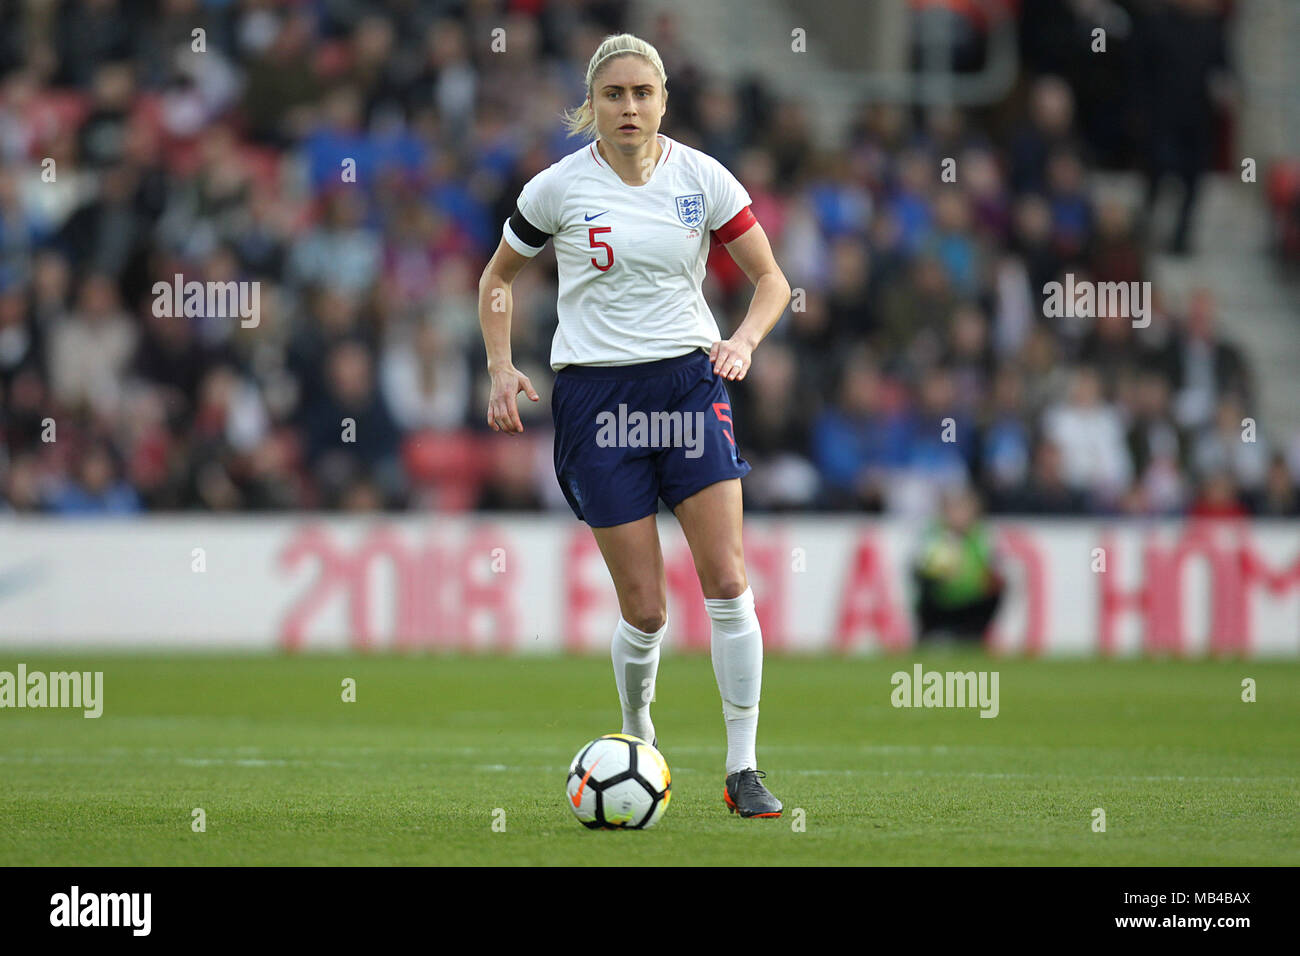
xmin=584 ymin=211 xmax=609 ymax=221
xmin=571 ymin=755 xmax=603 ymax=807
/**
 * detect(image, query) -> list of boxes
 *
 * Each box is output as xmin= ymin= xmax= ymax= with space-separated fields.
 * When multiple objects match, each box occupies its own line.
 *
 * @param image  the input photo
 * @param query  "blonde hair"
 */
xmin=561 ymin=33 xmax=668 ymax=140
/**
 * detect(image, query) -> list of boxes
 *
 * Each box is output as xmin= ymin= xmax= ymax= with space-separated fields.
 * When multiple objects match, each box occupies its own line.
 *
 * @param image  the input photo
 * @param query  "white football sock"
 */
xmin=611 ymin=616 xmax=665 ymax=743
xmin=705 ymin=586 xmax=763 ymax=775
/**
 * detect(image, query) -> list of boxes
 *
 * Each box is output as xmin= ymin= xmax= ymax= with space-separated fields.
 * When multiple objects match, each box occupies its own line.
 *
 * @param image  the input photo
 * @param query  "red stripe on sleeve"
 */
xmin=710 ymin=205 xmax=757 ymax=245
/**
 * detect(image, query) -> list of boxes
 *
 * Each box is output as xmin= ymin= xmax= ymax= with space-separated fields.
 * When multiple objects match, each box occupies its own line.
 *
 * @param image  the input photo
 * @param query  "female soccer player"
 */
xmin=478 ymin=33 xmax=791 ymax=817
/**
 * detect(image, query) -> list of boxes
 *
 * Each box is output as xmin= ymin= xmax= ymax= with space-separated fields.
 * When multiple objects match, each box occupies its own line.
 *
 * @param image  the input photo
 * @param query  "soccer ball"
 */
xmin=566 ymin=733 xmax=671 ymax=830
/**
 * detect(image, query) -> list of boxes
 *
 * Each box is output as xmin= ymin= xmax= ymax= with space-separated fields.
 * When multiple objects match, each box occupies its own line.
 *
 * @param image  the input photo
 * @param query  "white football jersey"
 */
xmin=502 ymin=133 xmax=756 ymax=369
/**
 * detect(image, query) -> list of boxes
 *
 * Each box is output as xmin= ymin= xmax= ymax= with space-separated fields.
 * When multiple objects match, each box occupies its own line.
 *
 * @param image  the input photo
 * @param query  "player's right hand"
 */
xmin=487 ymin=365 xmax=539 ymax=434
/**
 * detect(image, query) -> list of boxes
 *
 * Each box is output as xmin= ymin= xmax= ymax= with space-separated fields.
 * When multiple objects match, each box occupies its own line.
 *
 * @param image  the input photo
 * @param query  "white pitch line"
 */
xmin=790 ymin=768 xmax=1299 ymax=784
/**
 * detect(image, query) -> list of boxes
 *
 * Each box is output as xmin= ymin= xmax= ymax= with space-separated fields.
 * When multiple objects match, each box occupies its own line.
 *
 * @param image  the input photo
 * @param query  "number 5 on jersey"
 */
xmin=588 ymin=226 xmax=613 ymax=272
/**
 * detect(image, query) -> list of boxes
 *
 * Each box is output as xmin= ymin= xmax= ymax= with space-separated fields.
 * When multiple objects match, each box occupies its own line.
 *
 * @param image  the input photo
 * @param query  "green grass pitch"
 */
xmin=1 ymin=652 xmax=1296 ymax=866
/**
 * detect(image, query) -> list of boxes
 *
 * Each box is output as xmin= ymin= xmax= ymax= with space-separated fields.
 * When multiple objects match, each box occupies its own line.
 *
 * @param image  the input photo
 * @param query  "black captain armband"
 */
xmin=509 ymin=204 xmax=551 ymax=249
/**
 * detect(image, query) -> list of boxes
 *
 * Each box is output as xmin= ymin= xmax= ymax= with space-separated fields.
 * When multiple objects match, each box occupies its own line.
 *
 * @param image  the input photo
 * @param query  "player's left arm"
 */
xmin=710 ymin=219 xmax=791 ymax=381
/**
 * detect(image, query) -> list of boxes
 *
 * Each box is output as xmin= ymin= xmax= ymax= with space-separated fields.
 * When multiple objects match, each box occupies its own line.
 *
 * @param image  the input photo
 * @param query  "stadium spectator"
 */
xmin=1008 ymin=75 xmax=1081 ymax=196
xmin=303 ymin=338 xmax=405 ymax=509
xmin=1166 ymin=287 xmax=1252 ymax=431
xmin=1192 ymin=394 xmax=1269 ymax=494
xmin=1124 ymin=369 xmax=1189 ymax=514
xmin=47 ymin=438 xmax=140 ymax=515
xmin=979 ymin=364 xmax=1033 ymax=500
xmin=1134 ymin=0 xmax=1234 ymax=255
xmin=812 ymin=352 xmax=908 ymax=511
xmin=1041 ymin=365 xmax=1133 ymax=507
xmin=729 ymin=341 xmax=819 ymax=511
xmin=1188 ymin=470 xmax=1247 ymax=519
xmin=1252 ymin=454 xmax=1300 ymax=517
xmin=0 ymin=0 xmax=1270 ymax=522
xmin=0 ymin=287 xmax=40 ymax=393
xmin=47 ymin=272 xmax=136 ymax=416
xmin=379 ymin=319 xmax=471 ymax=432
xmin=890 ymin=366 xmax=973 ymax=516
xmin=992 ymin=439 xmax=1087 ymax=516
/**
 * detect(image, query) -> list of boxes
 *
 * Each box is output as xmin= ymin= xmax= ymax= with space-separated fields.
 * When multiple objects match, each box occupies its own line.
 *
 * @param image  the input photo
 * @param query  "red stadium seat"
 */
xmin=402 ymin=429 xmax=493 ymax=512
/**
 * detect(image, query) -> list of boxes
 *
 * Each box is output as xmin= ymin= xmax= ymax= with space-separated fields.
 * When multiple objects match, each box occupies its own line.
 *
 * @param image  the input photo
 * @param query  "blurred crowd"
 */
xmin=1 ymin=0 xmax=1297 ymax=519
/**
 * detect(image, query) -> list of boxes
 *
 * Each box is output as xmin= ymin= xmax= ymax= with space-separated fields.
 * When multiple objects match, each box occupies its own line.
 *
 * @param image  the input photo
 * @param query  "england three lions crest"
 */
xmin=675 ymin=193 xmax=706 ymax=228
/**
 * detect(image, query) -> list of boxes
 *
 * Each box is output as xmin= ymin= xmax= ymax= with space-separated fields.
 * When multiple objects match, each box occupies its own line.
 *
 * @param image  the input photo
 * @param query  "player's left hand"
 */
xmin=710 ymin=337 xmax=753 ymax=381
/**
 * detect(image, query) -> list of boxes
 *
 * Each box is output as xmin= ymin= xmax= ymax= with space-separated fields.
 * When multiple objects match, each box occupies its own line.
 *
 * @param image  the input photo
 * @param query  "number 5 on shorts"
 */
xmin=712 ymin=402 xmax=735 ymax=447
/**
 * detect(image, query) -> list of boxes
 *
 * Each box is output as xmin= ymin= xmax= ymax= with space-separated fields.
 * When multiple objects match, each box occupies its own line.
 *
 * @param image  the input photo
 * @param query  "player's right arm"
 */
xmin=479 ymin=237 xmax=539 ymax=434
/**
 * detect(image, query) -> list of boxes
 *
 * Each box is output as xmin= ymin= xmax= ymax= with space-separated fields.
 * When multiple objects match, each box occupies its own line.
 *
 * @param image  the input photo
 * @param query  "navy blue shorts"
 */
xmin=552 ymin=348 xmax=751 ymax=527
